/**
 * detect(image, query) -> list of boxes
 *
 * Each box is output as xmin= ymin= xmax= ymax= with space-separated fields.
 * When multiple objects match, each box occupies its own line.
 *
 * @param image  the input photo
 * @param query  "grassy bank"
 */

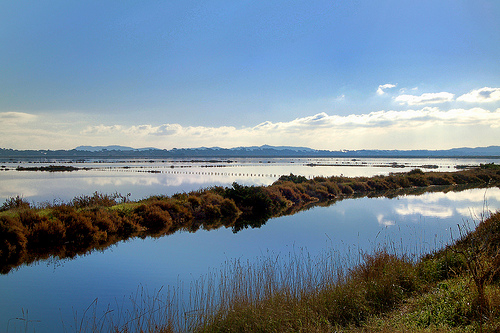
xmin=1 ymin=164 xmax=499 ymax=274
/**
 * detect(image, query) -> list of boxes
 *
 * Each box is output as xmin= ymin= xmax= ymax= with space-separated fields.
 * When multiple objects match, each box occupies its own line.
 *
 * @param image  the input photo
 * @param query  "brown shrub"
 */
xmin=262 ymin=187 xmax=289 ymax=212
xmin=187 ymin=195 xmax=202 ymax=208
xmin=115 ymin=210 xmax=141 ymax=237
xmin=86 ymin=208 xmax=120 ymax=234
xmin=407 ymin=175 xmax=431 ymax=187
xmin=350 ymin=181 xmax=371 ymax=192
xmin=18 ymin=210 xmax=49 ymax=229
xmin=51 ymin=205 xmax=101 ymax=246
xmin=150 ymin=199 xmax=193 ymax=224
xmin=390 ymin=175 xmax=412 ymax=188
xmin=220 ymin=198 xmax=240 ymax=219
xmin=324 ymin=181 xmax=341 ymax=196
xmin=28 ymin=218 xmax=66 ymax=250
xmin=134 ymin=204 xmax=173 ymax=233
xmin=366 ymin=179 xmax=391 ymax=191
xmin=278 ymin=185 xmax=304 ymax=203
xmin=0 ymin=215 xmax=27 ymax=265
xmin=338 ymin=184 xmax=354 ymax=195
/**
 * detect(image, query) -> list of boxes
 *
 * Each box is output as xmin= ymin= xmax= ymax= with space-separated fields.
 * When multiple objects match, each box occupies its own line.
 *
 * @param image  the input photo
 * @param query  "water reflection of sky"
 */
xmin=1 ymin=187 xmax=499 ymax=332
xmin=1 ymin=157 xmax=498 ymax=204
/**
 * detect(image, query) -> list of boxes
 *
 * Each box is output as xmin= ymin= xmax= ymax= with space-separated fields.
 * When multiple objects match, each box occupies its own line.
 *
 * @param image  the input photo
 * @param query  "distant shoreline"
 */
xmin=1 ymin=145 xmax=500 ymax=160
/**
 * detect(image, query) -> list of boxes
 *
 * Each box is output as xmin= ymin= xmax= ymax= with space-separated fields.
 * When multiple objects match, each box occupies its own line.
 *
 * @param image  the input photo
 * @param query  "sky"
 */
xmin=1 ymin=0 xmax=499 ymax=151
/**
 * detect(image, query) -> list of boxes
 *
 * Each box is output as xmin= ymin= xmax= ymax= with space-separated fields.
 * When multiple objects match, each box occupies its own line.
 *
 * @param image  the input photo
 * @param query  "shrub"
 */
xmin=0 ymin=215 xmax=27 ymax=265
xmin=224 ymin=183 xmax=274 ymax=219
xmin=277 ymin=185 xmax=303 ymax=203
xmin=219 ymin=199 xmax=240 ymax=219
xmin=407 ymin=175 xmax=430 ymax=187
xmin=418 ymin=249 xmax=466 ymax=283
xmin=427 ymin=174 xmax=454 ymax=185
xmin=134 ymin=204 xmax=173 ymax=233
xmin=28 ymin=218 xmax=66 ymax=250
xmin=276 ymin=173 xmax=308 ymax=184
xmin=115 ymin=209 xmax=141 ymax=237
xmin=187 ymin=195 xmax=202 ymax=209
xmin=51 ymin=205 xmax=101 ymax=246
xmin=408 ymin=168 xmax=425 ymax=175
xmin=71 ymin=191 xmax=119 ymax=208
xmin=324 ymin=181 xmax=341 ymax=196
xmin=366 ymin=179 xmax=390 ymax=191
xmin=148 ymin=199 xmax=193 ymax=224
xmin=18 ymin=210 xmax=48 ymax=229
xmin=1 ymin=195 xmax=30 ymax=211
xmin=352 ymin=251 xmax=419 ymax=314
xmin=87 ymin=208 xmax=120 ymax=234
xmin=338 ymin=184 xmax=354 ymax=195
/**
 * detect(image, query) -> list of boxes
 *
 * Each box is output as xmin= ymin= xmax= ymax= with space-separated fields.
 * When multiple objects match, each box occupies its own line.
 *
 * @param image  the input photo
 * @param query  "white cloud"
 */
xmin=377 ymin=83 xmax=397 ymax=95
xmin=395 ymin=92 xmax=455 ymax=105
xmin=0 ymin=111 xmax=37 ymax=123
xmin=399 ymin=87 xmax=418 ymax=94
xmin=2 ymin=107 xmax=500 ymax=150
xmin=82 ymin=124 xmax=123 ymax=134
xmin=457 ymin=87 xmax=500 ymax=103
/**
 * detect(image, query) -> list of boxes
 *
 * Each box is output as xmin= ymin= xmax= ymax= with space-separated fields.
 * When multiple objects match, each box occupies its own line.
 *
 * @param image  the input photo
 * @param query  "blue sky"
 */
xmin=1 ymin=0 xmax=499 ymax=150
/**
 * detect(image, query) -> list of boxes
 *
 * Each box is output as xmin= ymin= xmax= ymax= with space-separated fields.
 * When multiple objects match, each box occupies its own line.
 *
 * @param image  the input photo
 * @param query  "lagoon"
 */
xmin=1 ymin=157 xmax=499 ymax=332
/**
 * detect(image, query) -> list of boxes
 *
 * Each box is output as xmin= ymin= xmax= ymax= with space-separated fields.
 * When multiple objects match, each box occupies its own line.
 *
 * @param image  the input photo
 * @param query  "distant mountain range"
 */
xmin=1 ymin=145 xmax=499 ymax=159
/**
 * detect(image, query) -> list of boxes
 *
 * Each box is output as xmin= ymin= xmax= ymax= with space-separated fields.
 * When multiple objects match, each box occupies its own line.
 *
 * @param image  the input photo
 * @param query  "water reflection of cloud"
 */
xmin=0 ymin=184 xmax=38 ymax=200
xmin=395 ymin=204 xmax=454 ymax=218
xmin=456 ymin=206 xmax=495 ymax=220
xmin=81 ymin=173 xmax=274 ymax=189
xmin=83 ymin=176 xmax=164 ymax=187
xmin=377 ymin=214 xmax=395 ymax=226
xmin=405 ymin=188 xmax=499 ymax=204
xmin=394 ymin=188 xmax=500 ymax=220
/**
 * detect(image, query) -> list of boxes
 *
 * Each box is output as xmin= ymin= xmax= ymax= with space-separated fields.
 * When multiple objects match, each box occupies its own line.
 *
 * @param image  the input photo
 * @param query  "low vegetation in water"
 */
xmin=0 ymin=164 xmax=499 ymax=275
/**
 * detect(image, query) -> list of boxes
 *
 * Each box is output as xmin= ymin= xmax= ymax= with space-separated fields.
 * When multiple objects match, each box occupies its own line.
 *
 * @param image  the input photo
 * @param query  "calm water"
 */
xmin=1 ymin=158 xmax=499 ymax=332
xmin=0 ymin=157 xmax=496 ymax=203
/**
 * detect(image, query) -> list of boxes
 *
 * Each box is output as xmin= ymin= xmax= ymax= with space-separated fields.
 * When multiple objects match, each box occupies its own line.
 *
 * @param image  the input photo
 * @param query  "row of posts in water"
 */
xmin=93 ymin=166 xmax=325 ymax=179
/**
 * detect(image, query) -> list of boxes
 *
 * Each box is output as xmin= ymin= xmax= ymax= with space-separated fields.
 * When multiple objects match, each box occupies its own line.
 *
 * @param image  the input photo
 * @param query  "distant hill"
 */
xmin=75 ymin=145 xmax=159 ymax=152
xmin=75 ymin=145 xmax=137 ymax=151
xmin=1 ymin=145 xmax=500 ymax=160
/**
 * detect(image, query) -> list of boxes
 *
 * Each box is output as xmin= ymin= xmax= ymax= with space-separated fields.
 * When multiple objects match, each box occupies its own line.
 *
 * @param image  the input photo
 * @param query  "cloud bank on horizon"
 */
xmin=0 ymin=1 xmax=499 ymax=150
xmin=2 ymin=85 xmax=499 ymax=150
